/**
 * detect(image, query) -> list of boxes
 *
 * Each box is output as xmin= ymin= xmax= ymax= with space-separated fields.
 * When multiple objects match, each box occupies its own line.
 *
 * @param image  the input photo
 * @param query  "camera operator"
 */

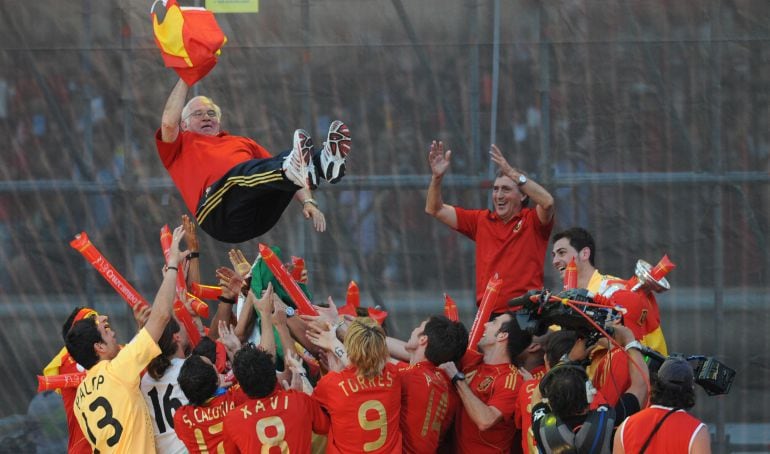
xmin=530 ymin=322 xmax=648 ymax=454
xmin=614 ymin=357 xmax=711 ymax=454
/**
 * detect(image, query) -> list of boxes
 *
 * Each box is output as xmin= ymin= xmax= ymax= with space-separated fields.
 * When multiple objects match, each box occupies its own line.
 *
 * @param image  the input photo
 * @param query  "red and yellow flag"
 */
xmin=151 ymin=0 xmax=227 ymax=86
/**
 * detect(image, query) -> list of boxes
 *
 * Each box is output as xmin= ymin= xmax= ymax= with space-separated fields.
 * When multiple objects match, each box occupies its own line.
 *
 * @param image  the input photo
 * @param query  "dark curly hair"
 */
xmin=178 ymin=355 xmax=218 ymax=406
xmin=423 ymin=316 xmax=469 ymax=365
xmin=232 ymin=344 xmax=277 ymax=399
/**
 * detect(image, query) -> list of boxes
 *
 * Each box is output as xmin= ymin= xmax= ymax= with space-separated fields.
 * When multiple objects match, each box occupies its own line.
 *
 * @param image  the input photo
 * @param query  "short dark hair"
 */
xmin=65 ymin=318 xmax=102 ymax=370
xmin=423 ymin=316 xmax=469 ymax=365
xmin=192 ymin=337 xmax=217 ymax=365
xmin=651 ymin=377 xmax=696 ymax=410
xmin=61 ymin=306 xmax=87 ymax=341
xmin=553 ymin=227 xmax=596 ymax=266
xmin=232 ymin=344 xmax=277 ymax=399
xmin=539 ymin=365 xmax=590 ymax=418
xmin=147 ymin=318 xmax=181 ymax=381
xmin=544 ymin=330 xmax=578 ymax=368
xmin=499 ymin=312 xmax=533 ymax=363
xmin=178 ymin=355 xmax=218 ymax=406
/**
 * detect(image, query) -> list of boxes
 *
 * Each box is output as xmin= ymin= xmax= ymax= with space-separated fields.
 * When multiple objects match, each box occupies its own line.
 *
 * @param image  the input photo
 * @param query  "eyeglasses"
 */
xmin=187 ymin=109 xmax=218 ymax=119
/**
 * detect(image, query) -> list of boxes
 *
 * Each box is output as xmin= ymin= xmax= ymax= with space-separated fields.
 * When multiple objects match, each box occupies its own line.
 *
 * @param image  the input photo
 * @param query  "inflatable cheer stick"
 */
xmin=190 ymin=282 xmax=222 ymax=300
xmin=70 ymin=232 xmax=149 ymax=311
xmin=467 ymin=274 xmax=502 ymax=351
xmin=160 ymin=226 xmax=202 ymax=346
xmin=258 ymin=244 xmax=318 ymax=316
xmin=37 ymin=373 xmax=86 ymax=392
xmin=563 ymin=257 xmax=578 ymax=290
xmin=444 ymin=293 xmax=459 ymax=322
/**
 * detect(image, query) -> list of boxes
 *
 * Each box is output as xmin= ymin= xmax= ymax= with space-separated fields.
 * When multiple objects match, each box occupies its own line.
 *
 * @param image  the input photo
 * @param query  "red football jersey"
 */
xmin=173 ymin=386 xmax=247 ymax=454
xmin=398 ymin=361 xmax=457 ymax=453
xmin=454 ymin=350 xmax=524 ymax=453
xmin=223 ymin=389 xmax=329 ymax=453
xmin=313 ymin=363 xmax=402 ymax=454
xmin=58 ymin=354 xmax=92 ymax=454
xmin=588 ymin=346 xmax=630 ymax=407
xmin=515 ymin=366 xmax=546 ymax=454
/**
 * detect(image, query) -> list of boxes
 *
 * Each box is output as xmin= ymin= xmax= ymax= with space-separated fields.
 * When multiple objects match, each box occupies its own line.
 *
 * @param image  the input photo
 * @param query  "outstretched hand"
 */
xmin=303 ymin=204 xmax=326 ymax=232
xmin=216 ymin=266 xmax=245 ymax=299
xmin=228 ymin=249 xmax=252 ymax=278
xmin=489 ymin=144 xmax=517 ymax=178
xmin=182 ymin=214 xmax=199 ymax=252
xmin=428 ymin=140 xmax=452 ymax=178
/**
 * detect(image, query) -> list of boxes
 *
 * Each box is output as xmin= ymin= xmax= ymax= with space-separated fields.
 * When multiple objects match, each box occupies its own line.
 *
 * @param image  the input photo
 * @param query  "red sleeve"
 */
xmin=459 ymin=349 xmax=483 ymax=372
xmin=594 ymin=348 xmax=630 ymax=407
xmin=311 ymin=372 xmax=334 ymax=409
xmin=303 ymin=393 xmax=331 ymax=435
xmin=487 ymin=371 xmax=523 ymax=423
xmin=155 ymin=128 xmax=183 ymax=168
xmin=526 ymin=206 xmax=554 ymax=239
xmin=453 ymin=207 xmax=484 ymax=240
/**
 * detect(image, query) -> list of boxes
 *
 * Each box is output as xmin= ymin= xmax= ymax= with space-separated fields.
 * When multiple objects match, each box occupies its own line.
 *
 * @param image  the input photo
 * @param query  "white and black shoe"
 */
xmin=283 ymin=129 xmax=313 ymax=189
xmin=320 ymin=120 xmax=351 ymax=184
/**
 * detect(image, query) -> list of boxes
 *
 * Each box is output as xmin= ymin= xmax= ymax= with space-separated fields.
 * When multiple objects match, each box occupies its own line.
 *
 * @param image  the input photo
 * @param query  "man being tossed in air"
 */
xmin=157 ymin=78 xmax=351 ymax=243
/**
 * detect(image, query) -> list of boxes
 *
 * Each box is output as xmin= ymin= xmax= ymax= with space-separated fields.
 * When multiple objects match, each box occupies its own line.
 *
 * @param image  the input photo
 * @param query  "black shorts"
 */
xmin=196 ymin=151 xmax=299 ymax=243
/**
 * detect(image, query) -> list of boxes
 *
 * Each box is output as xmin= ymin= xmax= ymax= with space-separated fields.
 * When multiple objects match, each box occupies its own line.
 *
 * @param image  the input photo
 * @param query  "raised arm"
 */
xmin=425 ymin=140 xmax=458 ymax=229
xmin=253 ymin=285 xmax=276 ymax=356
xmin=182 ymin=215 xmax=200 ymax=287
xmin=160 ymin=78 xmax=189 ymax=143
xmin=386 ymin=336 xmax=410 ymax=362
xmin=145 ymin=225 xmax=188 ymax=341
xmin=490 ymin=144 xmax=554 ymax=224
xmin=439 ymin=361 xmax=503 ymax=431
xmin=613 ymin=324 xmax=649 ymax=407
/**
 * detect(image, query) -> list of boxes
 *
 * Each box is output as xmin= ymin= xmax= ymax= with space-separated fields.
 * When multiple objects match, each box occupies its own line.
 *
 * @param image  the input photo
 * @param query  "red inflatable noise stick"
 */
xmin=444 ymin=293 xmax=459 ymax=322
xmin=290 ymin=256 xmax=307 ymax=283
xmin=467 ymin=274 xmax=502 ymax=351
xmin=190 ymin=282 xmax=222 ymax=300
xmin=160 ymin=225 xmax=202 ymax=347
xmin=37 ymin=373 xmax=86 ymax=392
xmin=563 ymin=257 xmax=578 ymax=290
xmin=186 ymin=293 xmax=210 ymax=319
xmin=258 ymin=244 xmax=318 ymax=316
xmin=70 ymin=232 xmax=149 ymax=311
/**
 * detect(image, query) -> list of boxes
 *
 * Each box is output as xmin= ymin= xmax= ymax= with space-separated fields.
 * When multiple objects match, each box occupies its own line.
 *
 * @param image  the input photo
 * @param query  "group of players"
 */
xmin=42 ymin=75 xmax=711 ymax=453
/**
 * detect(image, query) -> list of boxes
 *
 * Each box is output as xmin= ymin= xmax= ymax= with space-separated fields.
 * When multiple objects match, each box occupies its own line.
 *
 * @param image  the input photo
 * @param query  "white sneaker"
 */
xmin=320 ymin=120 xmax=351 ymax=184
xmin=283 ymin=129 xmax=313 ymax=189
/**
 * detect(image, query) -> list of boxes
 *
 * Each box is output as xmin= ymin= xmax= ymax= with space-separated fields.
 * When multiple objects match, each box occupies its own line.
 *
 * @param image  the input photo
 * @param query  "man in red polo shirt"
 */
xmin=426 ymin=140 xmax=554 ymax=314
xmin=439 ymin=311 xmax=533 ymax=453
xmin=157 ymin=78 xmax=351 ymax=243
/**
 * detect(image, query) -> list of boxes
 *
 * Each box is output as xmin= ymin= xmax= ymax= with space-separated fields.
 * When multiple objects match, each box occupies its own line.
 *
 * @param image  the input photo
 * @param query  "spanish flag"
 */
xmin=152 ymin=0 xmax=227 ymax=86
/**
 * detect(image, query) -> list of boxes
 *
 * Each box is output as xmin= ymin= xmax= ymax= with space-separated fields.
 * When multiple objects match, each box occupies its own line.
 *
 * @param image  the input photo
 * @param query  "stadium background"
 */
xmin=0 ymin=0 xmax=767 ymax=452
